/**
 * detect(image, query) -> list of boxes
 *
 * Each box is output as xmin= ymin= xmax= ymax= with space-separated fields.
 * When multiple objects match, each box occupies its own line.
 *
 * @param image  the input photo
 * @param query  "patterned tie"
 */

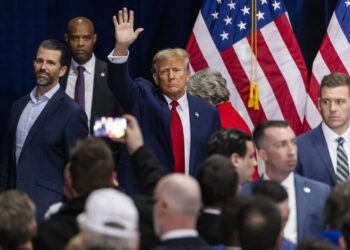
xmin=170 ymin=100 xmax=185 ymax=173
xmin=336 ymin=137 xmax=349 ymax=183
xmin=75 ymin=66 xmax=85 ymax=110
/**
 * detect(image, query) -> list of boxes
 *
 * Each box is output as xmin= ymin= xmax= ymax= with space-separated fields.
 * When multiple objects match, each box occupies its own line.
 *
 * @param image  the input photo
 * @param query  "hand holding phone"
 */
xmin=93 ymin=117 xmax=127 ymax=139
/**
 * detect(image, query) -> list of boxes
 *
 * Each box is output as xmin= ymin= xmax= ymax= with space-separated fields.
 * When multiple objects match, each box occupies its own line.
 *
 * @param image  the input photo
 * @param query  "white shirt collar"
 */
xmin=322 ymin=122 xmax=350 ymax=144
xmin=71 ymin=54 xmax=96 ymax=75
xmin=161 ymin=229 xmax=198 ymax=241
xmin=203 ymin=208 xmax=221 ymax=215
xmin=281 ymin=172 xmax=295 ymax=190
xmin=164 ymin=93 xmax=188 ymax=111
xmin=30 ymin=84 xmax=60 ymax=103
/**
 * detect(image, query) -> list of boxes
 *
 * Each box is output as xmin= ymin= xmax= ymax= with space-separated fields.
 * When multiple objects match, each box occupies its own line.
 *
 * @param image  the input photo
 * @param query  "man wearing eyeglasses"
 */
xmin=107 ymin=8 xmax=220 ymax=194
xmin=296 ymin=72 xmax=350 ymax=187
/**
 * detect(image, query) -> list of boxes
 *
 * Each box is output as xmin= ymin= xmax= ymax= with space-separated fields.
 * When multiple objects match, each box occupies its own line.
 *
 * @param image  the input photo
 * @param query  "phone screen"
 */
xmin=93 ymin=117 xmax=127 ymax=139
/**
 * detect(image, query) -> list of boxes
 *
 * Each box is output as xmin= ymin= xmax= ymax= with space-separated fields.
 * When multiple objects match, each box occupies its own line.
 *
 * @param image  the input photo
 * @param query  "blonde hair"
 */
xmin=152 ymin=48 xmax=190 ymax=74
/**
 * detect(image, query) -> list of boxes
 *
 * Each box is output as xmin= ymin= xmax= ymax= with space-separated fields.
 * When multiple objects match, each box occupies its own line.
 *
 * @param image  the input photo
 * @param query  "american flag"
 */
xmin=186 ymin=0 xmax=309 ymax=135
xmin=305 ymin=0 xmax=350 ymax=130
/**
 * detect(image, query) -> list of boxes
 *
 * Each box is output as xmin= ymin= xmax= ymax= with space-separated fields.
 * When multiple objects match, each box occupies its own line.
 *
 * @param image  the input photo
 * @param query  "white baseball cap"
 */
xmin=78 ymin=188 xmax=139 ymax=238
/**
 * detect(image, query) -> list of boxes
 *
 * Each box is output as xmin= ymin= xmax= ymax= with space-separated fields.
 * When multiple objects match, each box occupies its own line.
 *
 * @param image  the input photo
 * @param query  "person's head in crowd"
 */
xmin=319 ymin=72 xmax=350 ymax=135
xmin=252 ymin=180 xmax=290 ymax=230
xmin=237 ymin=196 xmax=282 ymax=250
xmin=324 ymin=180 xmax=350 ymax=230
xmin=220 ymin=197 xmax=249 ymax=247
xmin=340 ymin=212 xmax=350 ymax=250
xmin=0 ymin=190 xmax=37 ymax=250
xmin=297 ymin=239 xmax=338 ymax=250
xmin=151 ymin=48 xmax=190 ymax=100
xmin=187 ymin=68 xmax=230 ymax=106
xmin=197 ymin=154 xmax=239 ymax=209
xmin=34 ymin=39 xmax=68 ymax=95
xmin=64 ymin=137 xmax=116 ymax=199
xmin=65 ymin=17 xmax=97 ymax=65
xmin=208 ymin=128 xmax=256 ymax=185
xmin=153 ymin=174 xmax=201 ymax=237
xmin=78 ymin=188 xmax=139 ymax=250
xmin=253 ymin=120 xmax=297 ymax=183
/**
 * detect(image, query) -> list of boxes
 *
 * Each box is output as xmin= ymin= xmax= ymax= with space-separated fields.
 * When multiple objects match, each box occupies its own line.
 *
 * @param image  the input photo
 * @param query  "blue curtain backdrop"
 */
xmin=0 ymin=0 xmax=338 ymax=151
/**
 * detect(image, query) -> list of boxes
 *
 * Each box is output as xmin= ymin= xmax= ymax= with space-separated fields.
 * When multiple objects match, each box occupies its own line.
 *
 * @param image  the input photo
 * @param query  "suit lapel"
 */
xmin=188 ymin=94 xmax=201 ymax=175
xmin=156 ymin=91 xmax=173 ymax=162
xmin=295 ymin=174 xmax=310 ymax=242
xmin=312 ymin=125 xmax=336 ymax=185
xmin=90 ymin=59 xmax=107 ymax=127
xmin=21 ymin=88 xmax=65 ymax=152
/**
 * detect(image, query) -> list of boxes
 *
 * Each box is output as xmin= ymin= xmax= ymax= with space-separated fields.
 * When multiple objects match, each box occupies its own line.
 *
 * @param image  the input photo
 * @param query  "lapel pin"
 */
xmin=101 ymin=72 xmax=106 ymax=77
xmin=195 ymin=112 xmax=199 ymax=117
xmin=303 ymin=187 xmax=311 ymax=193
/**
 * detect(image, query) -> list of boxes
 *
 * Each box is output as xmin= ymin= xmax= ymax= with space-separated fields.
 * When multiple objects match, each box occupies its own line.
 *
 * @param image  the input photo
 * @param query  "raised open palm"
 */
xmin=113 ymin=8 xmax=144 ymax=49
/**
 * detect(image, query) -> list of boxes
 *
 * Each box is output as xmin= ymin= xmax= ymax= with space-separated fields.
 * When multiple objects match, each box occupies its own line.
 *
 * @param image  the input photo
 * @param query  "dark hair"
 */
xmin=320 ymin=72 xmax=350 ymax=96
xmin=253 ymin=120 xmax=290 ymax=149
xmin=252 ymin=180 xmax=288 ymax=203
xmin=208 ymin=128 xmax=252 ymax=157
xmin=325 ymin=181 xmax=350 ymax=229
xmin=68 ymin=137 xmax=114 ymax=195
xmin=220 ymin=197 xmax=249 ymax=246
xmin=38 ymin=39 xmax=69 ymax=66
xmin=197 ymin=154 xmax=238 ymax=207
xmin=238 ymin=196 xmax=282 ymax=250
xmin=0 ymin=191 xmax=36 ymax=249
xmin=297 ymin=239 xmax=338 ymax=250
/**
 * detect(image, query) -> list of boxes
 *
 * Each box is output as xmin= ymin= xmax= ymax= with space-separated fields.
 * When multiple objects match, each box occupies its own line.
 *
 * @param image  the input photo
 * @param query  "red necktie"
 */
xmin=170 ymin=100 xmax=185 ymax=173
xmin=75 ymin=66 xmax=85 ymax=110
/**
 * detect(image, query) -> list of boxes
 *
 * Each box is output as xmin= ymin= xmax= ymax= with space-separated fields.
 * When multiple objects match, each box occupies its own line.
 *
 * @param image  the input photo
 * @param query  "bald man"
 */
xmin=152 ymin=174 xmax=211 ymax=249
xmin=60 ymin=16 xmax=123 ymax=132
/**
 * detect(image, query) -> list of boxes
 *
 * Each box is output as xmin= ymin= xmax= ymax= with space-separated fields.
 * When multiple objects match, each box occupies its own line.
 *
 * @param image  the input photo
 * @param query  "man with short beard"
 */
xmin=0 ymin=39 xmax=88 ymax=222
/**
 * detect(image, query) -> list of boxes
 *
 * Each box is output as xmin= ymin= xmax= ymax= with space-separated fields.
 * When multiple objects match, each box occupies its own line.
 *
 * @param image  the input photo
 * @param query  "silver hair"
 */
xmin=187 ymin=68 xmax=230 ymax=105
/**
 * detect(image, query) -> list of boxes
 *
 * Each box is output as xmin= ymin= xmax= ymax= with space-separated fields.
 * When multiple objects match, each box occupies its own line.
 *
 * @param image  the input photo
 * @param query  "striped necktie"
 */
xmin=336 ymin=137 xmax=349 ymax=183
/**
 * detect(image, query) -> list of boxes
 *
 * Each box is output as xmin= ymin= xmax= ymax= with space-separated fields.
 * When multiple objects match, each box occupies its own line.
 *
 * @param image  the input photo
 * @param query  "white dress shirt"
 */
xmin=265 ymin=173 xmax=297 ymax=244
xmin=322 ymin=122 xmax=350 ymax=173
xmin=108 ymin=49 xmax=191 ymax=175
xmin=164 ymin=95 xmax=191 ymax=175
xmin=161 ymin=229 xmax=198 ymax=241
xmin=65 ymin=54 xmax=96 ymax=126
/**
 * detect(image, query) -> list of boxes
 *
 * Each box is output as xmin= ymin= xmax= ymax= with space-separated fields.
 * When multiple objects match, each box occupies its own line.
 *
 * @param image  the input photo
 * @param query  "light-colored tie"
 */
xmin=336 ymin=137 xmax=349 ymax=183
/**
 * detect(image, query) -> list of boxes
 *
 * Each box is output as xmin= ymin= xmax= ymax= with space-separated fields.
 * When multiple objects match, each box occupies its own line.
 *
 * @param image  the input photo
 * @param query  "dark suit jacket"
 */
xmin=0 ymin=87 xmax=88 ymax=221
xmin=153 ymin=236 xmax=211 ymax=250
xmin=196 ymin=212 xmax=222 ymax=245
xmin=60 ymin=57 xmax=124 ymax=131
xmin=296 ymin=124 xmax=337 ymax=187
xmin=241 ymin=174 xmax=331 ymax=242
xmin=108 ymin=61 xmax=221 ymax=193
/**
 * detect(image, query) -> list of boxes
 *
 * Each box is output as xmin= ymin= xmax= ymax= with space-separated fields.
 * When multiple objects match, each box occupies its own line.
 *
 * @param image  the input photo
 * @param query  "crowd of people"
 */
xmin=1 ymin=7 xmax=350 ymax=250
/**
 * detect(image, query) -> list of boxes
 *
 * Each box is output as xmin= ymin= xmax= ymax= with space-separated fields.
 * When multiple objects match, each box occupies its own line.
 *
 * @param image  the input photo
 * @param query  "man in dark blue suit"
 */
xmin=0 ymin=39 xmax=88 ymax=221
xmin=243 ymin=120 xmax=330 ymax=244
xmin=107 ymin=8 xmax=220 ymax=193
xmin=296 ymin=72 xmax=350 ymax=187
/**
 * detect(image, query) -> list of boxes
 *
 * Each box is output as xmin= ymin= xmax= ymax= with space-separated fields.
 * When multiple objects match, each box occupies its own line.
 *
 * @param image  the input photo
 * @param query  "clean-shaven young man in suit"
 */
xmin=107 ymin=8 xmax=220 ymax=193
xmin=243 ymin=120 xmax=330 ymax=244
xmin=0 ymin=39 xmax=88 ymax=221
xmin=61 ymin=16 xmax=123 ymax=131
xmin=296 ymin=72 xmax=350 ymax=187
